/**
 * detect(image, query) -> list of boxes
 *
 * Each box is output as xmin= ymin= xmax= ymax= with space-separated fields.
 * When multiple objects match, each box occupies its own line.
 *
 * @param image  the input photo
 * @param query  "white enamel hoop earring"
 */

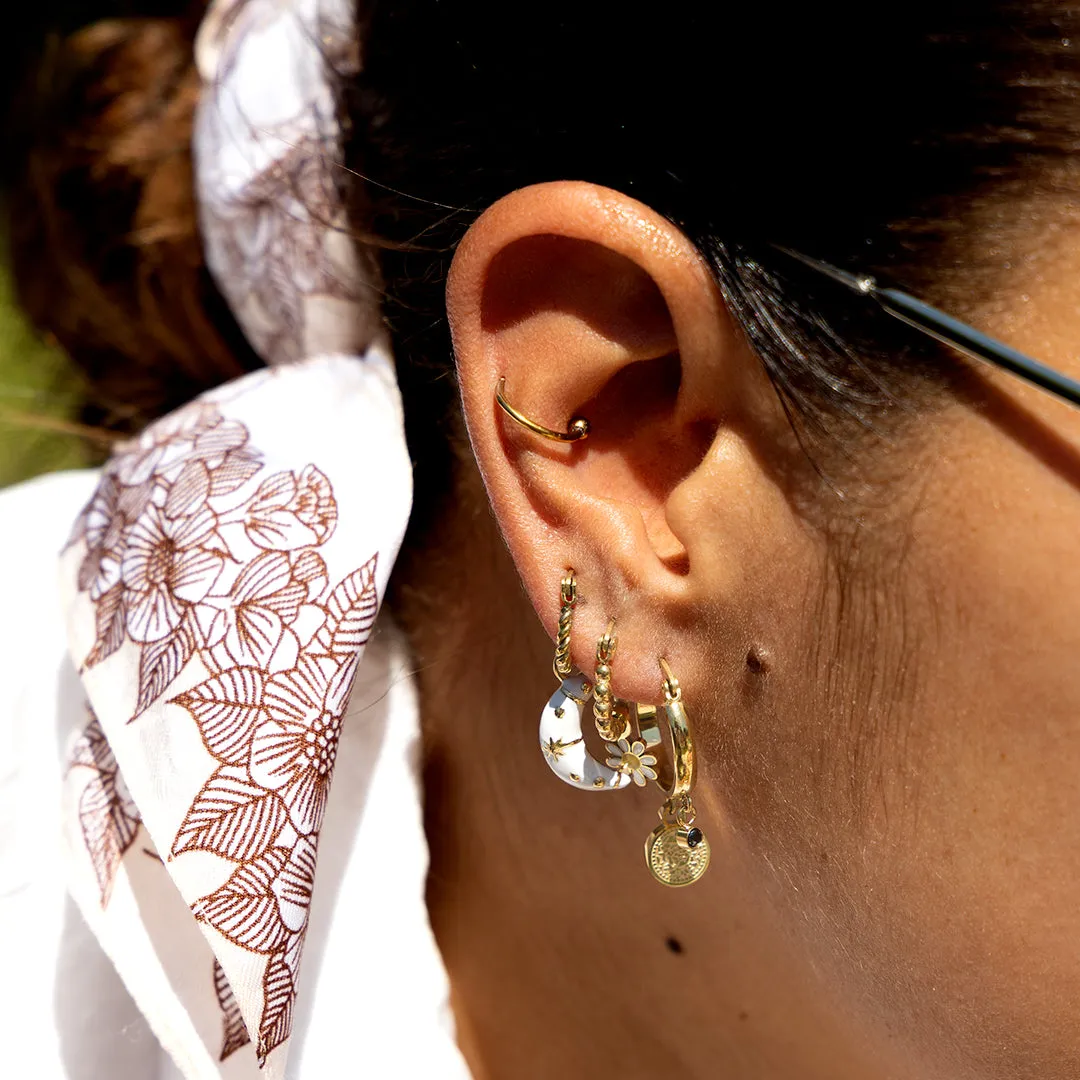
xmin=539 ymin=571 xmax=631 ymax=791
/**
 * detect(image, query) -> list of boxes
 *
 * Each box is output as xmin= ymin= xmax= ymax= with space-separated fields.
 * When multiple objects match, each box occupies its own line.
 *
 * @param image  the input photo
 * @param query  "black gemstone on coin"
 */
xmin=686 ymin=827 xmax=703 ymax=848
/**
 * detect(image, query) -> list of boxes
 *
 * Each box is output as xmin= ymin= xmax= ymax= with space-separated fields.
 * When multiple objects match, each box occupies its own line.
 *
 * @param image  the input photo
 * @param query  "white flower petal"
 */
xmin=126 ymin=586 xmax=182 ymax=643
xmin=172 ymin=550 xmax=225 ymax=603
xmin=250 ymin=719 xmax=304 ymax=791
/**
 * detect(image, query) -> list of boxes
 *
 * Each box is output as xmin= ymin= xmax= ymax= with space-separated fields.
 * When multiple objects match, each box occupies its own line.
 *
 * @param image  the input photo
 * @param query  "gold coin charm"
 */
xmin=645 ymin=821 xmax=711 ymax=887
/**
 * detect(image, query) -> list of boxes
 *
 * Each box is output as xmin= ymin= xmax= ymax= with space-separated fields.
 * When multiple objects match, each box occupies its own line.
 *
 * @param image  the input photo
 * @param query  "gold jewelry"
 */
xmin=494 ymin=377 xmax=591 ymax=442
xmin=553 ymin=570 xmax=577 ymax=679
xmin=539 ymin=572 xmax=631 ymax=791
xmin=593 ymin=622 xmax=631 ymax=742
xmin=644 ymin=659 xmax=711 ymax=887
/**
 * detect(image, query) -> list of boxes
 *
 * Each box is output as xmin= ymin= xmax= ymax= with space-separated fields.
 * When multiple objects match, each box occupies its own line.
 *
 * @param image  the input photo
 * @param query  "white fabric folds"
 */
xmin=59 ymin=352 xmax=423 ymax=1077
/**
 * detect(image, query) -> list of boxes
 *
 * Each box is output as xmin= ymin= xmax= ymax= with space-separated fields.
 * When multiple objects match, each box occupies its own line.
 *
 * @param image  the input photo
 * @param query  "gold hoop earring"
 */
xmin=553 ymin=570 xmax=577 ymax=679
xmin=539 ymin=572 xmax=632 ymax=791
xmin=494 ymin=377 xmax=591 ymax=442
xmin=593 ymin=622 xmax=632 ymax=743
xmin=644 ymin=659 xmax=711 ymax=887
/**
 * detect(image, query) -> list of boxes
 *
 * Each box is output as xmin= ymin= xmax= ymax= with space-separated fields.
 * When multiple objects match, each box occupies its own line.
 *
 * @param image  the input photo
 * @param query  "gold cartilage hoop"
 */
xmin=494 ymin=377 xmax=591 ymax=442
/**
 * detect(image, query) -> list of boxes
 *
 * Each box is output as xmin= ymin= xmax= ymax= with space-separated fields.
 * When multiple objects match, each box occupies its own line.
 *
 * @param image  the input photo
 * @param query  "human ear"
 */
xmin=448 ymin=181 xmax=799 ymax=704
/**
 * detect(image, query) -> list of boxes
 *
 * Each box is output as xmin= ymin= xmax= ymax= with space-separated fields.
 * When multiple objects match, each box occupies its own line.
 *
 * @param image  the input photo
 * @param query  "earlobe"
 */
xmin=448 ymin=180 xmax=782 ymax=704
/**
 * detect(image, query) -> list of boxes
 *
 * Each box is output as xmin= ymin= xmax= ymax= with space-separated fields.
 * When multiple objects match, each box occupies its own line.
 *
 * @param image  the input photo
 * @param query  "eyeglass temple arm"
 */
xmin=775 ymin=247 xmax=1080 ymax=410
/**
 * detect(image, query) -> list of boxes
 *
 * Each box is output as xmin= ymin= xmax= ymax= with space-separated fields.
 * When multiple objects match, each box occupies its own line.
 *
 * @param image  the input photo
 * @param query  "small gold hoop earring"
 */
xmin=644 ymin=659 xmax=711 ymax=887
xmin=553 ymin=570 xmax=577 ymax=679
xmin=593 ymin=622 xmax=631 ymax=743
xmin=494 ymin=377 xmax=591 ymax=442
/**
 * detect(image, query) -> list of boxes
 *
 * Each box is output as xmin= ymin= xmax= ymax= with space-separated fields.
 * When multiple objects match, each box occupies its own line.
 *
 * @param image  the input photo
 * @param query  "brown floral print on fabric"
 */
xmin=214 ymin=957 xmax=253 ymax=1061
xmin=66 ymin=710 xmax=143 ymax=908
xmin=195 ymin=0 xmax=381 ymax=369
xmin=69 ymin=398 xmax=381 ymax=1063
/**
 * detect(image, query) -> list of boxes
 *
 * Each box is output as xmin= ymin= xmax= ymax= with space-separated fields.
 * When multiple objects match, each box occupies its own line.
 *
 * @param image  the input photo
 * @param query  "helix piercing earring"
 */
xmin=494 ymin=377 xmax=591 ymax=442
xmin=538 ymin=571 xmax=631 ymax=790
xmin=644 ymin=659 xmax=711 ymax=887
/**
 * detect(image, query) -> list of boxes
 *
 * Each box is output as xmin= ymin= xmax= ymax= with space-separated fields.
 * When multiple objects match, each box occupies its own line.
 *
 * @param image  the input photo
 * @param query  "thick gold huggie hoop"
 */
xmin=593 ymin=621 xmax=631 ymax=742
xmin=644 ymin=658 xmax=711 ymax=887
xmin=494 ymin=377 xmax=591 ymax=442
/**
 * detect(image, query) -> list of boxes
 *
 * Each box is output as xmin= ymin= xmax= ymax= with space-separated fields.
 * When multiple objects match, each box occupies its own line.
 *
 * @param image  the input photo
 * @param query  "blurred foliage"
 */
xmin=0 ymin=224 xmax=90 ymax=488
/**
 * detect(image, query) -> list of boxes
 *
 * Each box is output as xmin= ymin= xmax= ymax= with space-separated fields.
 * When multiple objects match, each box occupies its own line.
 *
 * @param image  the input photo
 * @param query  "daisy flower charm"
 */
xmin=605 ymin=738 xmax=659 ymax=787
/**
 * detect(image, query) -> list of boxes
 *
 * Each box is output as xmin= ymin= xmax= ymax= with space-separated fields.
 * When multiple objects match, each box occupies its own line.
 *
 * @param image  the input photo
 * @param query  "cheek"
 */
xmin=877 ymin=412 xmax=1080 ymax=1070
xmin=718 ymin=410 xmax=1080 ymax=1076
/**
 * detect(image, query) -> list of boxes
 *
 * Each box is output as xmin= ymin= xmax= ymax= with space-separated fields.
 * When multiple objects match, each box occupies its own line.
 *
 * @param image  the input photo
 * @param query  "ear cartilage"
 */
xmin=494 ymin=377 xmax=591 ymax=442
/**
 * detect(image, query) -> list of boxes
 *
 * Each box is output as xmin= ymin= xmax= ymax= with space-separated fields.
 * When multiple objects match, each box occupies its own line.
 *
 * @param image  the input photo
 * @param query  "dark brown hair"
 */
xmin=8 ymin=5 xmax=259 ymax=434
xmin=10 ymin=1 xmax=1080 ymax=515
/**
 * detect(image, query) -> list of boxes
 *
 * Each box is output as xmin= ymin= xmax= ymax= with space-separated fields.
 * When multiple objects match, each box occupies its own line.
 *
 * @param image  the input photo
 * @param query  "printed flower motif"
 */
xmin=71 ymin=390 xmax=378 ymax=1066
xmin=122 ymin=504 xmax=225 ymax=642
xmin=191 ymin=837 xmax=315 ymax=954
xmin=244 ymin=466 xmax=337 ymax=550
xmin=112 ymin=405 xmax=224 ymax=486
xmin=77 ymin=474 xmax=125 ymax=600
xmin=605 ymin=738 xmax=659 ymax=787
xmin=199 ymin=551 xmax=309 ymax=669
xmin=249 ymin=656 xmax=346 ymax=835
xmin=111 ymin=402 xmax=262 ymax=496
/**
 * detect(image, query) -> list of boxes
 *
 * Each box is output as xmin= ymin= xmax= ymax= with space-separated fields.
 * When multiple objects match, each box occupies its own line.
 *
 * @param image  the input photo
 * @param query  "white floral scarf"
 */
xmin=54 ymin=2 xmax=465 ymax=1077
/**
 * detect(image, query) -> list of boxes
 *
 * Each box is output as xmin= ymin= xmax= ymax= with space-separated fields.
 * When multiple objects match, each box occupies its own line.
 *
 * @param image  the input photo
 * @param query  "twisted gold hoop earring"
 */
xmin=644 ymin=659 xmax=710 ymax=887
xmin=494 ymin=377 xmax=591 ymax=442
xmin=553 ymin=570 xmax=577 ymax=679
xmin=539 ymin=572 xmax=631 ymax=791
xmin=593 ymin=622 xmax=631 ymax=743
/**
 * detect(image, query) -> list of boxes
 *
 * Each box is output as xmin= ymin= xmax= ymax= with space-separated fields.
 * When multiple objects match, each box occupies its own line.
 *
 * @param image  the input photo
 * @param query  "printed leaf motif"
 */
xmin=313 ymin=554 xmax=378 ymax=659
xmin=171 ymin=667 xmax=266 ymax=764
xmin=192 ymin=847 xmax=291 ymax=953
xmin=213 ymin=959 xmax=252 ymax=1061
xmin=83 ymin=583 xmax=125 ymax=670
xmin=79 ymin=772 xmax=141 ymax=907
xmin=172 ymin=766 xmax=288 ymax=861
xmin=258 ymin=950 xmax=295 ymax=1064
xmin=133 ymin=613 xmax=197 ymax=719
xmin=68 ymin=711 xmax=113 ymax=770
xmin=68 ymin=710 xmax=143 ymax=908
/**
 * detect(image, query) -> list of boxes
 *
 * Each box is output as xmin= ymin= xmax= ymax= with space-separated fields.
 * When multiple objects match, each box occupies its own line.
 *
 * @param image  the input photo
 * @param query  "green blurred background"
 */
xmin=0 ymin=230 xmax=88 ymax=488
xmin=0 ymin=1 xmax=176 ymax=489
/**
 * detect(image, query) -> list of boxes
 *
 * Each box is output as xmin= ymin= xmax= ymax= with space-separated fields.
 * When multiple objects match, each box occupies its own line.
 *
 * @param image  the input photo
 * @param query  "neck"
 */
xmin=391 ymin=469 xmax=892 ymax=1080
